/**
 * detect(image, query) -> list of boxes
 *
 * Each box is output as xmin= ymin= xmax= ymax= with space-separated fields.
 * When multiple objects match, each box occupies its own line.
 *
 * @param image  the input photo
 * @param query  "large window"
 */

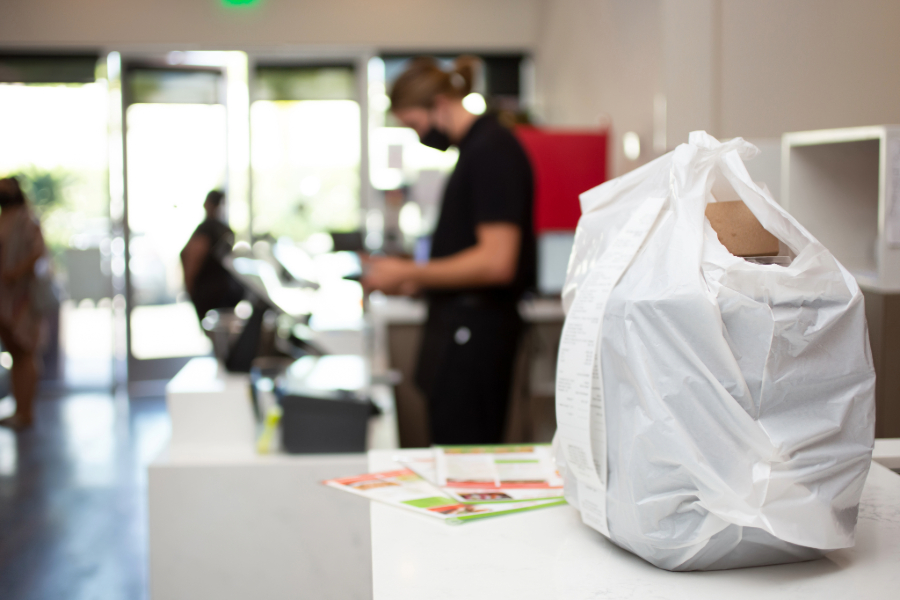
xmin=250 ymin=65 xmax=361 ymax=243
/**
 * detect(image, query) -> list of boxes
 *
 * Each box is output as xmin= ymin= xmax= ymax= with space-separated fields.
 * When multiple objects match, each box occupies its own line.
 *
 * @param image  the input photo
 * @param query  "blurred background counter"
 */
xmin=148 ymin=352 xmax=396 ymax=600
xmin=368 ymin=294 xmax=564 ymax=449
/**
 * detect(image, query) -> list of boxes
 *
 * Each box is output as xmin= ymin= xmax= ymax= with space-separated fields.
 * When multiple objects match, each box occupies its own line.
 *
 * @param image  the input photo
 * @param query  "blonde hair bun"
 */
xmin=451 ymin=55 xmax=480 ymax=96
xmin=390 ymin=55 xmax=481 ymax=111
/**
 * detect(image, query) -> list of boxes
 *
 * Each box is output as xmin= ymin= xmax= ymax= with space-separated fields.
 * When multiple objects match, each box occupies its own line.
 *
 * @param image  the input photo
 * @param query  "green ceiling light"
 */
xmin=221 ymin=0 xmax=261 ymax=8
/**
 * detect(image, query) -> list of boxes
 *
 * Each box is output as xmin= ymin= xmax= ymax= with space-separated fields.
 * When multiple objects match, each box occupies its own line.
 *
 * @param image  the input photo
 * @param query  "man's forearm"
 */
xmin=182 ymin=262 xmax=198 ymax=294
xmin=412 ymin=245 xmax=516 ymax=289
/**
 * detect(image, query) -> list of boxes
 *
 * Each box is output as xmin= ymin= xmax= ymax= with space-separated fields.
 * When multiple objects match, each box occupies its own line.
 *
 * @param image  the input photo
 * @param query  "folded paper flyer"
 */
xmin=323 ymin=467 xmax=564 ymax=524
xmin=398 ymin=446 xmax=565 ymax=504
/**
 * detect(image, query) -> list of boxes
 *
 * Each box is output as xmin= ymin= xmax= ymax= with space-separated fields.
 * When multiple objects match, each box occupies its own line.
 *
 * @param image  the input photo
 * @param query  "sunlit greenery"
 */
xmin=0 ymin=82 xmax=109 ymax=273
xmin=251 ymin=100 xmax=360 ymax=241
xmin=0 ymin=166 xmax=110 ymax=269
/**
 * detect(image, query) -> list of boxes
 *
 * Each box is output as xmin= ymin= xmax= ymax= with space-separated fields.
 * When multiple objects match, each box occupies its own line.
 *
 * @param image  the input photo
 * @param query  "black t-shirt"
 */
xmin=428 ymin=115 xmax=536 ymax=304
xmin=190 ymin=218 xmax=242 ymax=315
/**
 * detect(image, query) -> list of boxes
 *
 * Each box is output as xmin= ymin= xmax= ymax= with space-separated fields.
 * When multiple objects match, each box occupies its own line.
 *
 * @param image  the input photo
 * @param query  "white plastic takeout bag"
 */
xmin=555 ymin=131 xmax=876 ymax=571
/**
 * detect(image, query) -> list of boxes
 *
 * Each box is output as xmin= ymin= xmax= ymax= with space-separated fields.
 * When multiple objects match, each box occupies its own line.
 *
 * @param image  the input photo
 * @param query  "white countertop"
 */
xmin=367 ymin=295 xmax=565 ymax=325
xmin=166 ymin=356 xmax=249 ymax=394
xmin=874 ymin=438 xmax=900 ymax=470
xmin=369 ymin=450 xmax=900 ymax=600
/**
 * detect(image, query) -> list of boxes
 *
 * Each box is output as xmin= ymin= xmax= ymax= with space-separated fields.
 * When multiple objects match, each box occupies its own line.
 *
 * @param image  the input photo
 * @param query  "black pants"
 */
xmin=415 ymin=297 xmax=523 ymax=445
xmin=191 ymin=276 xmax=245 ymax=321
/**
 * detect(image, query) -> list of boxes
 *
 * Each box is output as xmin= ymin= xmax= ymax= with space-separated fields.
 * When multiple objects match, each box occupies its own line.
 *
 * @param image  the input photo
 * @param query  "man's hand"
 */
xmin=360 ymin=223 xmax=521 ymax=295
xmin=361 ymin=256 xmax=420 ymax=295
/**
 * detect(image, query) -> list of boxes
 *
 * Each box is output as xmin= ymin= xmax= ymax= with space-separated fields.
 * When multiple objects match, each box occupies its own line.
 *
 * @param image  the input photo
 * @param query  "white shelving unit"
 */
xmin=782 ymin=125 xmax=900 ymax=291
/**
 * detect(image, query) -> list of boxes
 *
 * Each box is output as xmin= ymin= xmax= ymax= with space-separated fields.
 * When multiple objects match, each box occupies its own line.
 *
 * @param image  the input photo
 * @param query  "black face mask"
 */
xmin=419 ymin=127 xmax=452 ymax=152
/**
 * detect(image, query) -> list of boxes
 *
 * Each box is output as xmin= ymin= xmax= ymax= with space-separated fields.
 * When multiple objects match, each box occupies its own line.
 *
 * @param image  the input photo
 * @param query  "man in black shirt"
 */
xmin=428 ymin=115 xmax=536 ymax=303
xmin=363 ymin=57 xmax=536 ymax=444
xmin=180 ymin=190 xmax=244 ymax=321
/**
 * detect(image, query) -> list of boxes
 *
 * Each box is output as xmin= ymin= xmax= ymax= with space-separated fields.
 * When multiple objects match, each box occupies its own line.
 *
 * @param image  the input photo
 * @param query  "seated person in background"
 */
xmin=180 ymin=190 xmax=244 ymax=321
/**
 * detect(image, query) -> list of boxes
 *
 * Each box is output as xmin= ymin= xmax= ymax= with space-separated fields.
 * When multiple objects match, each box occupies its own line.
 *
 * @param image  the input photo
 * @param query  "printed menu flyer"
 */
xmin=399 ymin=447 xmax=565 ymax=504
xmin=323 ymin=467 xmax=564 ymax=524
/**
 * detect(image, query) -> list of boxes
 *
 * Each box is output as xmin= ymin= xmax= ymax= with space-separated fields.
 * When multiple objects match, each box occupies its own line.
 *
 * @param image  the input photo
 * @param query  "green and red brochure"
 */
xmin=323 ymin=465 xmax=564 ymax=524
xmin=399 ymin=445 xmax=565 ymax=504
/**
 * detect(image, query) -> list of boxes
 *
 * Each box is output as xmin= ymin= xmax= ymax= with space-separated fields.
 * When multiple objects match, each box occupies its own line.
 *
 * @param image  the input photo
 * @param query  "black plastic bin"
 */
xmin=278 ymin=389 xmax=376 ymax=454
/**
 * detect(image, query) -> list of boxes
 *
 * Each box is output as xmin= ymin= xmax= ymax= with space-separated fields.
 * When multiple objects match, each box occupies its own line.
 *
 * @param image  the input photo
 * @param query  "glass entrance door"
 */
xmin=121 ymin=54 xmax=248 ymax=385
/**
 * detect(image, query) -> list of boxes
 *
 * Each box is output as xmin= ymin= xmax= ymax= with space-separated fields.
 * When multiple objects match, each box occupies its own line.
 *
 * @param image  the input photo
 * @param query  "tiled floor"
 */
xmin=0 ymin=391 xmax=170 ymax=600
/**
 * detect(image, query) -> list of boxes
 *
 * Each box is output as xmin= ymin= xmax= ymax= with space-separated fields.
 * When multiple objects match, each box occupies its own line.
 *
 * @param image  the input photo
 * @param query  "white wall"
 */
xmin=0 ymin=0 xmax=541 ymax=50
xmin=533 ymin=0 xmax=900 ymax=176
xmin=662 ymin=0 xmax=718 ymax=148
xmin=535 ymin=0 xmax=664 ymax=176
xmin=720 ymin=0 xmax=900 ymax=138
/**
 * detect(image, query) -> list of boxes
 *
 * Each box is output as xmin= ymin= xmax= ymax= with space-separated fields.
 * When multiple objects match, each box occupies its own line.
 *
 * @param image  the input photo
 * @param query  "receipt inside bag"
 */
xmin=554 ymin=131 xmax=875 ymax=571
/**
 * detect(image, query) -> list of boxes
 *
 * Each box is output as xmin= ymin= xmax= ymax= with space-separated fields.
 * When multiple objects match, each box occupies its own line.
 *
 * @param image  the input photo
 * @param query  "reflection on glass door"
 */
xmin=124 ymin=65 xmax=231 ymax=373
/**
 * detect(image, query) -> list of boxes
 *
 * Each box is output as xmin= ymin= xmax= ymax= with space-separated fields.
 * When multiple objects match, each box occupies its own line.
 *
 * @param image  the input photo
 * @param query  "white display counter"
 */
xmin=369 ymin=450 xmax=900 ymax=600
xmin=367 ymin=295 xmax=565 ymax=446
xmin=149 ymin=451 xmax=373 ymax=600
xmin=367 ymin=294 xmax=565 ymax=327
xmin=165 ymin=357 xmax=256 ymax=451
xmin=874 ymin=437 xmax=900 ymax=470
xmin=149 ymin=358 xmax=398 ymax=600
